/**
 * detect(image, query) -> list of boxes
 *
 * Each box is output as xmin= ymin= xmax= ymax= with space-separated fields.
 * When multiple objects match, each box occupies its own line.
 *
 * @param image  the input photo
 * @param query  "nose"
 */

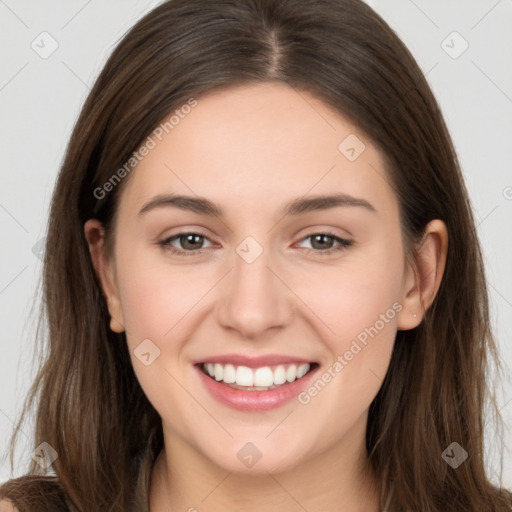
xmin=216 ymin=243 xmax=294 ymax=340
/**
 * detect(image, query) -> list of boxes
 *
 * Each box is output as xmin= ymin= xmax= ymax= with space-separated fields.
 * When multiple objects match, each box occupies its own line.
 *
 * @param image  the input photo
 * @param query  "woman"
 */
xmin=1 ymin=0 xmax=511 ymax=510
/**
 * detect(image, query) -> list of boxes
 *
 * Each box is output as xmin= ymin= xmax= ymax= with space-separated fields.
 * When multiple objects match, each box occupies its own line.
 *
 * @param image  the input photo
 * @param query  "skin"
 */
xmin=0 ymin=502 xmax=18 ymax=512
xmin=85 ymin=82 xmax=448 ymax=511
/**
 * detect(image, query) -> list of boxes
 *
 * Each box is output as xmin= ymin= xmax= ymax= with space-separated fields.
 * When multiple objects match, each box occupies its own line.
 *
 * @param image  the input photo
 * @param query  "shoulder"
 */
xmin=0 ymin=475 xmax=70 ymax=511
xmin=0 ymin=501 xmax=19 ymax=512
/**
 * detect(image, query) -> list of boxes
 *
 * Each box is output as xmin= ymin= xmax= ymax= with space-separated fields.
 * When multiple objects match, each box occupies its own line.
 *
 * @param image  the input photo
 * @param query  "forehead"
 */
xmin=118 ymin=82 xmax=397 ymax=221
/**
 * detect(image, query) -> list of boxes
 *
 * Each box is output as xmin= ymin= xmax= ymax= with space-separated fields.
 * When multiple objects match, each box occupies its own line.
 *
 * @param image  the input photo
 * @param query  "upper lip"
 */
xmin=195 ymin=354 xmax=316 ymax=368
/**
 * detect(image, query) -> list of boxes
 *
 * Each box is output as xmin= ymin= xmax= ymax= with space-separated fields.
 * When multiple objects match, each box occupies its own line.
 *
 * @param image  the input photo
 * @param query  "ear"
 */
xmin=84 ymin=219 xmax=125 ymax=333
xmin=397 ymin=219 xmax=448 ymax=330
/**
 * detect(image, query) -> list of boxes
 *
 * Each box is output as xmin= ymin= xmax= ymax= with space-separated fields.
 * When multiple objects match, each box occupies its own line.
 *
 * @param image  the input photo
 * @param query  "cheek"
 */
xmin=113 ymin=246 xmax=203 ymax=425
xmin=293 ymin=241 xmax=403 ymax=416
xmin=296 ymin=238 xmax=405 ymax=344
xmin=297 ymin=292 xmax=399 ymax=445
xmin=114 ymin=242 xmax=213 ymax=345
xmin=113 ymin=243 xmax=219 ymax=407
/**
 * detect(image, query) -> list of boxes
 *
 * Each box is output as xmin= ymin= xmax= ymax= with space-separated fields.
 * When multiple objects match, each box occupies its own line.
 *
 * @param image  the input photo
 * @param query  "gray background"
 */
xmin=1 ymin=0 xmax=511 ymax=488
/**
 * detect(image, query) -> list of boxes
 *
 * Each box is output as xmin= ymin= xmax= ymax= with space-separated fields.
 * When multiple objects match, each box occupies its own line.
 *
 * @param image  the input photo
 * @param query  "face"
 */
xmin=89 ymin=82 xmax=420 ymax=475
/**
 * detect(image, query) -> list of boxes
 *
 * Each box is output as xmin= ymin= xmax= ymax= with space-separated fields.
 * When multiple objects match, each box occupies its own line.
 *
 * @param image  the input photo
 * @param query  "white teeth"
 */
xmin=297 ymin=363 xmax=310 ymax=379
xmin=286 ymin=365 xmax=297 ymax=382
xmin=254 ymin=367 xmax=274 ymax=387
xmin=273 ymin=365 xmax=287 ymax=385
xmin=202 ymin=362 xmax=312 ymax=387
xmin=223 ymin=364 xmax=236 ymax=383
xmin=236 ymin=366 xmax=254 ymax=386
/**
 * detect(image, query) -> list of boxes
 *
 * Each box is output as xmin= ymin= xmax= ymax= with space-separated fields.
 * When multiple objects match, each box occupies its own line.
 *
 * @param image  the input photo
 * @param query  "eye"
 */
xmin=158 ymin=232 xmax=214 ymax=256
xmin=157 ymin=231 xmax=353 ymax=257
xmin=296 ymin=232 xmax=353 ymax=256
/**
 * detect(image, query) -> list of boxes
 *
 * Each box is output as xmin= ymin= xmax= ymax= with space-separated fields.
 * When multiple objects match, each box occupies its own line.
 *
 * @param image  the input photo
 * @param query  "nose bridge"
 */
xmin=216 ymin=235 xmax=293 ymax=338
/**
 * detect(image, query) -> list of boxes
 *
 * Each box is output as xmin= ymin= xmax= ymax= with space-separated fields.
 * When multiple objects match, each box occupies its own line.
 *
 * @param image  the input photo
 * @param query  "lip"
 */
xmin=194 ymin=361 xmax=319 ymax=412
xmin=194 ymin=353 xmax=315 ymax=368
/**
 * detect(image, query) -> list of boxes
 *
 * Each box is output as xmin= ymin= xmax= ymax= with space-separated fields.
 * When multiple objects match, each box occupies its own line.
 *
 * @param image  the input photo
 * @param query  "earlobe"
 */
xmin=397 ymin=219 xmax=448 ymax=330
xmin=84 ymin=219 xmax=125 ymax=333
xmin=106 ymin=296 xmax=126 ymax=333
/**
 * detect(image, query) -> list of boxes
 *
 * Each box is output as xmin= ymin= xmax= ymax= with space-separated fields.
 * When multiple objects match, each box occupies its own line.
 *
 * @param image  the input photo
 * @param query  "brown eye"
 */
xmin=177 ymin=233 xmax=205 ymax=250
xmin=158 ymin=232 xmax=214 ymax=256
xmin=310 ymin=234 xmax=336 ymax=250
xmin=297 ymin=233 xmax=353 ymax=256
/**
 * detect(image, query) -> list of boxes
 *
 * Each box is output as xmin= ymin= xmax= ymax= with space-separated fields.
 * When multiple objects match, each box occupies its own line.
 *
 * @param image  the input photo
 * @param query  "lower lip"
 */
xmin=195 ymin=364 xmax=319 ymax=412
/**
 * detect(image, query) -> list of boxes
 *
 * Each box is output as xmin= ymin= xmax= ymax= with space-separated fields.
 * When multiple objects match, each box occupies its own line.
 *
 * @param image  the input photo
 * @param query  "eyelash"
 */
xmin=157 ymin=231 xmax=353 ymax=257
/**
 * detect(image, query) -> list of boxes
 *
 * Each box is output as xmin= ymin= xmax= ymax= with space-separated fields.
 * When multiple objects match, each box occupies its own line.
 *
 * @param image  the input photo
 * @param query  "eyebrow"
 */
xmin=138 ymin=192 xmax=377 ymax=218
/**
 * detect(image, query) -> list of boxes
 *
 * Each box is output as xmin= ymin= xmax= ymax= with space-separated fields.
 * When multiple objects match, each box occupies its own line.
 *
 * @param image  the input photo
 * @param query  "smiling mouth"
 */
xmin=197 ymin=362 xmax=319 ymax=391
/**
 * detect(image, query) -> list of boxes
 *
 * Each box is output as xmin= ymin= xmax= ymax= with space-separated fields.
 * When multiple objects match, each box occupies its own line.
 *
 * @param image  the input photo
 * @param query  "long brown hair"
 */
xmin=1 ymin=0 xmax=511 ymax=510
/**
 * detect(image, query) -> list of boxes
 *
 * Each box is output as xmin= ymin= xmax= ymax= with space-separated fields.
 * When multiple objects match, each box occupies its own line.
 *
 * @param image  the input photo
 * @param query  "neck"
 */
xmin=149 ymin=421 xmax=381 ymax=512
